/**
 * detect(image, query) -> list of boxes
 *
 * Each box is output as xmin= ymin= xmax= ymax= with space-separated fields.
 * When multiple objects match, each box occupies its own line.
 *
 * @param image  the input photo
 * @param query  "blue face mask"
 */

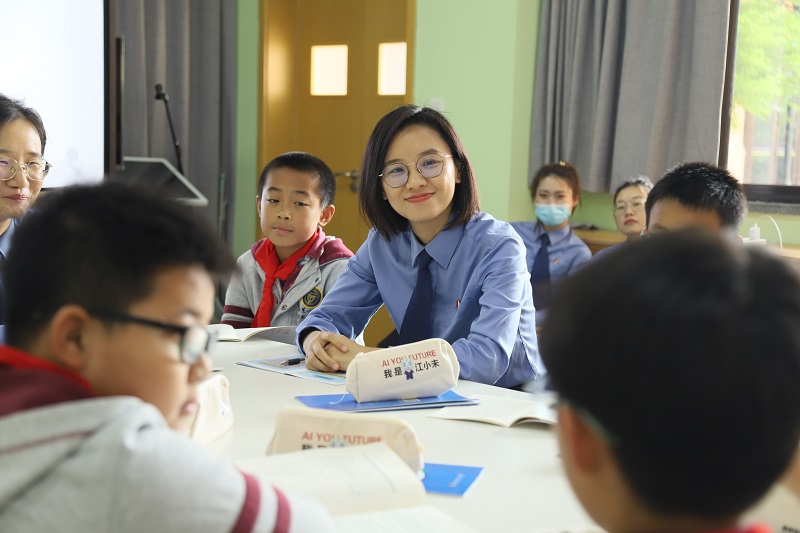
xmin=535 ymin=203 xmax=572 ymax=226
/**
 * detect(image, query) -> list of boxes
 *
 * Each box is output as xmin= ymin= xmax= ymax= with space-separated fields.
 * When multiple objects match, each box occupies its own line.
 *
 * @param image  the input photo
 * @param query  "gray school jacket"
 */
xmin=0 ymin=365 xmax=334 ymax=532
xmin=221 ymin=230 xmax=353 ymax=328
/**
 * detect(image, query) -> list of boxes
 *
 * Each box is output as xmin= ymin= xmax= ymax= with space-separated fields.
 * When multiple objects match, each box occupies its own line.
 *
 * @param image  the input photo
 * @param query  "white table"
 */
xmin=206 ymin=340 xmax=594 ymax=533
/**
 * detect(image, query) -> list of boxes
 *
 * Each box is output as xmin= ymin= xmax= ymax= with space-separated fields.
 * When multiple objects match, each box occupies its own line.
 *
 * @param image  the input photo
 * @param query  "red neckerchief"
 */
xmin=0 ymin=344 xmax=93 ymax=393
xmin=252 ymin=229 xmax=319 ymax=327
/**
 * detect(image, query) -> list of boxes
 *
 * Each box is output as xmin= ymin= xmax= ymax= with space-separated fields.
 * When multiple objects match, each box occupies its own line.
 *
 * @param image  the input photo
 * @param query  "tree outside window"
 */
xmin=729 ymin=0 xmax=800 ymax=185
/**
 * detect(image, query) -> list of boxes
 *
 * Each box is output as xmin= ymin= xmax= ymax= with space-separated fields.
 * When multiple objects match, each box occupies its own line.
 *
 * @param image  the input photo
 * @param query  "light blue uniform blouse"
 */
xmin=297 ymin=212 xmax=543 ymax=388
xmin=591 ymin=240 xmax=625 ymax=261
xmin=0 ymin=218 xmax=20 ymax=260
xmin=510 ymin=221 xmax=592 ymax=323
xmin=0 ymin=218 xmax=21 ymax=331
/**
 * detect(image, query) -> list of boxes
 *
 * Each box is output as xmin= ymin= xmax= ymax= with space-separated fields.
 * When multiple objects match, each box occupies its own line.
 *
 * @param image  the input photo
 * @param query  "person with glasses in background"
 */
xmin=0 ymin=183 xmax=335 ymax=532
xmin=0 ymin=94 xmax=51 ymax=325
xmin=642 ymin=161 xmax=746 ymax=238
xmin=592 ymin=176 xmax=653 ymax=260
xmin=298 ymin=105 xmax=543 ymax=389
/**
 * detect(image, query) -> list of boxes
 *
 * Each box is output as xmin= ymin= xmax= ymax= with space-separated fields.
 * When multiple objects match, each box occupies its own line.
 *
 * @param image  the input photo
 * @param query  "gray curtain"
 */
xmin=530 ymin=0 xmax=731 ymax=192
xmin=116 ymin=0 xmax=237 ymax=242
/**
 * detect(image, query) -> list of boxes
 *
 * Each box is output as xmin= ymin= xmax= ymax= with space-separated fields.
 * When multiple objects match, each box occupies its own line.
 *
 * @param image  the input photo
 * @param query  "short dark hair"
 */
xmin=257 ymin=152 xmax=336 ymax=207
xmin=359 ymin=105 xmax=480 ymax=240
xmin=529 ymin=161 xmax=582 ymax=201
xmin=645 ymin=162 xmax=746 ymax=229
xmin=0 ymin=93 xmax=47 ymax=154
xmin=541 ymin=232 xmax=800 ymax=517
xmin=612 ymin=175 xmax=653 ymax=203
xmin=3 ymin=182 xmax=235 ymax=347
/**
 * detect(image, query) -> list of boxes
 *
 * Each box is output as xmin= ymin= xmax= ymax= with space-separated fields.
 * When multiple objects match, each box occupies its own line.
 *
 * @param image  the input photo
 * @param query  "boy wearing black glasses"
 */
xmin=0 ymin=183 xmax=333 ymax=532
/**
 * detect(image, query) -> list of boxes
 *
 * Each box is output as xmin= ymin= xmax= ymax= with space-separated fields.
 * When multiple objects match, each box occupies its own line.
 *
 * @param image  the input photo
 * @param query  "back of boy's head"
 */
xmin=257 ymin=151 xmax=335 ymax=207
xmin=645 ymin=162 xmax=746 ymax=229
xmin=3 ymin=182 xmax=235 ymax=348
xmin=541 ymin=231 xmax=800 ymax=517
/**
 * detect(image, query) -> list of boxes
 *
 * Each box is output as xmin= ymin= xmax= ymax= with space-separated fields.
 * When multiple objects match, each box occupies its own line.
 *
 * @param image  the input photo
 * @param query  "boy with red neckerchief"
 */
xmin=222 ymin=152 xmax=352 ymax=329
xmin=541 ymin=231 xmax=800 ymax=533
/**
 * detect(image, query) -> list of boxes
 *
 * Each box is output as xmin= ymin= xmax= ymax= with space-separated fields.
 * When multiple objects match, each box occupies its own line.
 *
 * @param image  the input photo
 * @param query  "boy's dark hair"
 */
xmin=257 ymin=151 xmax=336 ymax=207
xmin=3 ymin=182 xmax=235 ymax=348
xmin=644 ymin=162 xmax=746 ymax=229
xmin=0 ymin=93 xmax=47 ymax=154
xmin=541 ymin=232 xmax=800 ymax=517
xmin=529 ymin=161 xmax=582 ymax=201
xmin=612 ymin=175 xmax=653 ymax=203
xmin=359 ymin=105 xmax=480 ymax=240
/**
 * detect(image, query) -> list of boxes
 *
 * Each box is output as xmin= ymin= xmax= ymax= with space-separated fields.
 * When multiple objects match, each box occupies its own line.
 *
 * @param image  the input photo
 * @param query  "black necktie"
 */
xmin=530 ymin=233 xmax=551 ymax=310
xmin=398 ymin=250 xmax=433 ymax=344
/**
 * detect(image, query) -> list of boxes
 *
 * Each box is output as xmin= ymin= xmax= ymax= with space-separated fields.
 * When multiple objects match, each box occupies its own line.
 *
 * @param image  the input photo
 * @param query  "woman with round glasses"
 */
xmin=0 ymin=94 xmax=51 ymax=324
xmin=296 ymin=105 xmax=543 ymax=389
xmin=592 ymin=176 xmax=653 ymax=260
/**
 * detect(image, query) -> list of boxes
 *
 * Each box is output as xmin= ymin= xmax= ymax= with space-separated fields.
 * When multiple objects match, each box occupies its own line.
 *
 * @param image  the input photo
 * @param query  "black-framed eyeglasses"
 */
xmin=88 ymin=309 xmax=215 ymax=365
xmin=379 ymin=153 xmax=453 ymax=188
xmin=0 ymin=156 xmax=52 ymax=182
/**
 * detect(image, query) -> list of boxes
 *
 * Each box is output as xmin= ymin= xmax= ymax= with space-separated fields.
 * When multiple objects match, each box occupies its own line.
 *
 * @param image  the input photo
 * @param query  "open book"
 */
xmin=237 ymin=443 xmax=477 ymax=532
xmin=207 ymin=324 xmax=296 ymax=344
xmin=429 ymin=394 xmax=557 ymax=428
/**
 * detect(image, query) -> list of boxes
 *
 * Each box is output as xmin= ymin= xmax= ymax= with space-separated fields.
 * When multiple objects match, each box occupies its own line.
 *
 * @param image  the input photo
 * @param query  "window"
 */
xmin=727 ymin=0 xmax=800 ymax=201
xmin=310 ymin=45 xmax=348 ymax=96
xmin=378 ymin=42 xmax=407 ymax=96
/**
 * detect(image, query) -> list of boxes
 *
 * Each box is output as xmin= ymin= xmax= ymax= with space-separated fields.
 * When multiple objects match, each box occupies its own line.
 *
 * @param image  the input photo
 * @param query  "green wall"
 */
xmin=233 ymin=0 xmax=260 ymax=257
xmin=414 ymin=0 xmax=540 ymax=222
xmin=234 ymin=0 xmax=800 ymax=251
xmin=572 ymin=192 xmax=616 ymax=231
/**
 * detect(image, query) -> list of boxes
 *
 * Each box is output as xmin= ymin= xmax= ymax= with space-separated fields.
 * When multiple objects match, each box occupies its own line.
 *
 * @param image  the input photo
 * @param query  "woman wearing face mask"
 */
xmin=511 ymin=161 xmax=590 ymax=325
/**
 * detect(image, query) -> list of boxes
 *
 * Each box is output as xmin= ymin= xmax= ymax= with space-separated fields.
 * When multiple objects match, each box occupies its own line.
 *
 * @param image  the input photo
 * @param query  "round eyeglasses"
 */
xmin=379 ymin=153 xmax=453 ymax=188
xmin=88 ymin=309 xmax=216 ymax=365
xmin=0 ymin=157 xmax=52 ymax=182
xmin=614 ymin=200 xmax=645 ymax=213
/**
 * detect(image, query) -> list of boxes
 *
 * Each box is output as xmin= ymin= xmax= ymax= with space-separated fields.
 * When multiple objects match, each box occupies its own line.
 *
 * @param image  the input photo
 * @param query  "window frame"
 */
xmin=720 ymin=0 xmax=800 ymax=205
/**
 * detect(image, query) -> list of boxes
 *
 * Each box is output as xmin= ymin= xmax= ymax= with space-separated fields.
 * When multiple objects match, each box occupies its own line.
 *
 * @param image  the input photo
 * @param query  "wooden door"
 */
xmin=260 ymin=0 xmax=414 ymax=345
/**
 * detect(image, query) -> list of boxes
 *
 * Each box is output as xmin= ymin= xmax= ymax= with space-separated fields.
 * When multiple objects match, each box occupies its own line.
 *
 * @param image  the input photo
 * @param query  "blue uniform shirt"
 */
xmin=510 ymin=221 xmax=592 ymax=323
xmin=0 ymin=218 xmax=20 ymax=260
xmin=0 ymin=219 xmax=21 ymax=328
xmin=591 ymin=240 xmax=632 ymax=261
xmin=297 ymin=212 xmax=543 ymax=388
